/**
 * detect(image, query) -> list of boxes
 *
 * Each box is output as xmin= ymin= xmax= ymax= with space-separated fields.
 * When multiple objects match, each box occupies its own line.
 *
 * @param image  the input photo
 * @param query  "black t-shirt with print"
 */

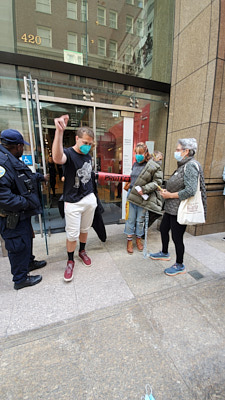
xmin=63 ymin=147 xmax=94 ymax=203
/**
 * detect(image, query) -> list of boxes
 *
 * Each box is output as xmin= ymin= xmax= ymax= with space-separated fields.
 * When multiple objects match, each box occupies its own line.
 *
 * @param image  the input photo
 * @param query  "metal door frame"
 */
xmin=23 ymin=76 xmax=142 ymax=234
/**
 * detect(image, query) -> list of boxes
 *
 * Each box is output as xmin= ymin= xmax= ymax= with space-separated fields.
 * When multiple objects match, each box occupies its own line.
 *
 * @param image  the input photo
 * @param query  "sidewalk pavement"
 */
xmin=0 ymin=223 xmax=225 ymax=400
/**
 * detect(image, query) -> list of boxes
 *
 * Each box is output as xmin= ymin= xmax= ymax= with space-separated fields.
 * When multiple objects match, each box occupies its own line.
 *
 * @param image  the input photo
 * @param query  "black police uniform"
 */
xmin=0 ymin=144 xmax=45 ymax=284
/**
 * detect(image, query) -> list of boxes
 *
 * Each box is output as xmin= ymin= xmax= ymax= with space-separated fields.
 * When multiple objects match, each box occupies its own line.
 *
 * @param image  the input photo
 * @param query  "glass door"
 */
xmin=24 ymin=77 xmax=139 ymax=232
xmin=96 ymin=108 xmax=123 ymax=224
xmin=38 ymin=105 xmax=123 ymax=228
xmin=30 ymin=99 xmax=93 ymax=234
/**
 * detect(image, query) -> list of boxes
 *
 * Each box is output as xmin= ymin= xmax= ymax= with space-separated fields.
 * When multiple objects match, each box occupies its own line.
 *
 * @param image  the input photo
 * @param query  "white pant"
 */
xmin=65 ymin=193 xmax=97 ymax=241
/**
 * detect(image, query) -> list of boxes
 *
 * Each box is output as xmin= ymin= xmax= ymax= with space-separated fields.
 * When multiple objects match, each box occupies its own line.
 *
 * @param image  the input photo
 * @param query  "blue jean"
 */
xmin=124 ymin=202 xmax=146 ymax=237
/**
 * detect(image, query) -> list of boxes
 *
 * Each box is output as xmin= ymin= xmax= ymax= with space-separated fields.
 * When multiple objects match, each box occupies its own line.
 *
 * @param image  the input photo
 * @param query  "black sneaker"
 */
xmin=14 ymin=275 xmax=42 ymax=290
xmin=29 ymin=260 xmax=47 ymax=271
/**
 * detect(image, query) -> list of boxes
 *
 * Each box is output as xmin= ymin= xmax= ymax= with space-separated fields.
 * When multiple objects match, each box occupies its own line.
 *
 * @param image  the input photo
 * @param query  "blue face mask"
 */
xmin=135 ymin=154 xmax=144 ymax=163
xmin=80 ymin=144 xmax=91 ymax=155
xmin=174 ymin=151 xmax=183 ymax=162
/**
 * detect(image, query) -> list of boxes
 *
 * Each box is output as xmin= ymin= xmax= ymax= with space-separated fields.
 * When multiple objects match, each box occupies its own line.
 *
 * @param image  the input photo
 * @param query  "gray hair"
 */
xmin=178 ymin=138 xmax=197 ymax=155
xmin=77 ymin=126 xmax=94 ymax=139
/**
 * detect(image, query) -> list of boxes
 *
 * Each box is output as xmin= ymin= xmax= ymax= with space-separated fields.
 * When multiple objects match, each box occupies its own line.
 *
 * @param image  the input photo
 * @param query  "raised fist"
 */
xmin=54 ymin=114 xmax=69 ymax=133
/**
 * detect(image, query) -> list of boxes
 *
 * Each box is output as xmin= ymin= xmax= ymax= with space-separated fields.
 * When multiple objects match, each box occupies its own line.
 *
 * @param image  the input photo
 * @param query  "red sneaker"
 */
xmin=64 ymin=260 xmax=74 ymax=282
xmin=79 ymin=250 xmax=92 ymax=267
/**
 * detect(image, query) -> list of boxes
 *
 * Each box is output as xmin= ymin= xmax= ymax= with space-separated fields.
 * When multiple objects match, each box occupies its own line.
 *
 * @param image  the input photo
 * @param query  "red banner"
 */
xmin=96 ymin=172 xmax=130 ymax=185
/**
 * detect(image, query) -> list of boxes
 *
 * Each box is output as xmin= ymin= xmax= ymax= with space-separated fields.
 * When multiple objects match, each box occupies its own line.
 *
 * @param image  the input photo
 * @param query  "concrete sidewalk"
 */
xmin=0 ymin=223 xmax=225 ymax=399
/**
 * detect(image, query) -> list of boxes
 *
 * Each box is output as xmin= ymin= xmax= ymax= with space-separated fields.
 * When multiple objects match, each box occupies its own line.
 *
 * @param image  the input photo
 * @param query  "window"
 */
xmin=98 ymin=38 xmax=106 ymax=56
xmin=80 ymin=76 xmax=87 ymax=84
xmin=81 ymin=0 xmax=88 ymax=22
xmin=97 ymin=80 xmax=104 ymax=87
xmin=107 ymin=82 xmax=114 ymax=89
xmin=36 ymin=0 xmax=51 ymax=13
xmin=67 ymin=33 xmax=78 ymax=51
xmin=109 ymin=41 xmax=117 ymax=59
xmin=126 ymin=0 xmax=134 ymax=4
xmin=69 ymin=75 xmax=76 ymax=82
xmin=39 ymin=89 xmax=54 ymax=96
xmin=109 ymin=10 xmax=117 ymax=29
xmin=72 ymin=93 xmax=84 ymax=100
xmin=125 ymin=45 xmax=133 ymax=64
xmin=97 ymin=7 xmax=106 ymax=25
xmin=126 ymin=16 xmax=133 ymax=33
xmin=81 ymin=35 xmax=89 ymax=54
xmin=37 ymin=27 xmax=52 ymax=47
xmin=138 ymin=0 xmax=144 ymax=7
xmin=136 ymin=19 xmax=143 ymax=36
xmin=147 ymin=2 xmax=154 ymax=16
xmin=39 ymin=70 xmax=52 ymax=78
xmin=67 ymin=0 xmax=77 ymax=19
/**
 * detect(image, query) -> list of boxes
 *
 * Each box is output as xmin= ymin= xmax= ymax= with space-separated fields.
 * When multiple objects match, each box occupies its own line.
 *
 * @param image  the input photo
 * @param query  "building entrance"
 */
xmin=23 ymin=77 xmax=141 ymax=237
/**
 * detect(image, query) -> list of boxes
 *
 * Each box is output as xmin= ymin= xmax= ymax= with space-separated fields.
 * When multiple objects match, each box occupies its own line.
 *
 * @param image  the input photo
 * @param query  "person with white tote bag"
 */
xmin=149 ymin=138 xmax=207 ymax=276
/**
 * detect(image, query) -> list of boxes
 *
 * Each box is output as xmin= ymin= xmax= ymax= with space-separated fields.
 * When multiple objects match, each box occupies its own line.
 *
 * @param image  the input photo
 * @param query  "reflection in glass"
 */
xmin=96 ymin=109 xmax=123 ymax=223
xmin=0 ymin=66 xmax=169 ymax=228
xmin=4 ymin=0 xmax=174 ymax=83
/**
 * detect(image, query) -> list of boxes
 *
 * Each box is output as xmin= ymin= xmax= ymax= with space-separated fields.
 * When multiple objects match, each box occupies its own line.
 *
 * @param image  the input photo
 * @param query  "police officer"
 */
xmin=0 ymin=129 xmax=47 ymax=290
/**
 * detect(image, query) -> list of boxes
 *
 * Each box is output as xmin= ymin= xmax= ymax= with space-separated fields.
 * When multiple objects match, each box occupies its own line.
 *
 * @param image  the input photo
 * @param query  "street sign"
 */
xmin=21 ymin=155 xmax=33 ymax=165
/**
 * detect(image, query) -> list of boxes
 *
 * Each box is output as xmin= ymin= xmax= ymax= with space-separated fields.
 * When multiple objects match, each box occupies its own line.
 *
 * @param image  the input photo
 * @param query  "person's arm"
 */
xmin=52 ymin=115 xmax=69 ymax=165
xmin=0 ymin=174 xmax=34 ymax=213
xmin=34 ymin=172 xmax=49 ymax=183
xmin=142 ymin=166 xmax=163 ymax=194
xmin=161 ymin=190 xmax=179 ymax=199
xmin=161 ymin=163 xmax=199 ymax=200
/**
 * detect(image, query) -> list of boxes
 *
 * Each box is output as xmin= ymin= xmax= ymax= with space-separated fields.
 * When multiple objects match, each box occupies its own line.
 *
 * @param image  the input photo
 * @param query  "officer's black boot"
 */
xmin=14 ymin=275 xmax=42 ymax=290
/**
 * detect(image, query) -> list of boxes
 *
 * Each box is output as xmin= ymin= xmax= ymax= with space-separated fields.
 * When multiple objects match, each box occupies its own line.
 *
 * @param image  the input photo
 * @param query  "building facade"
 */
xmin=0 ymin=0 xmax=224 ymax=234
xmin=167 ymin=0 xmax=225 ymax=235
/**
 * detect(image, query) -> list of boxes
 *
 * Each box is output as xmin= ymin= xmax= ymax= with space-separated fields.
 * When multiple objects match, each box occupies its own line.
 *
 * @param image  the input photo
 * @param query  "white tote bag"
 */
xmin=177 ymin=163 xmax=205 ymax=225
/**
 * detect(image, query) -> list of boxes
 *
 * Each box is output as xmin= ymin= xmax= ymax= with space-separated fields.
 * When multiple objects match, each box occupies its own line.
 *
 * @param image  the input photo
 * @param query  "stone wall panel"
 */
xmin=173 ymin=66 xmax=207 ymax=131
xmin=211 ymin=59 xmax=224 ymax=122
xmin=167 ymin=0 xmax=224 ymax=234
xmin=177 ymin=6 xmax=211 ymax=82
xmin=179 ymin=0 xmax=211 ymax=32
xmin=208 ymin=0 xmax=220 ymax=62
xmin=202 ymin=60 xmax=217 ymax=123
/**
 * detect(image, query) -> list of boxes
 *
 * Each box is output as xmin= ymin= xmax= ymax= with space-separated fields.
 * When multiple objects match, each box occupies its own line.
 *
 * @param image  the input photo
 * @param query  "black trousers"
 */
xmin=160 ymin=212 xmax=187 ymax=264
xmin=1 ymin=217 xmax=34 ymax=283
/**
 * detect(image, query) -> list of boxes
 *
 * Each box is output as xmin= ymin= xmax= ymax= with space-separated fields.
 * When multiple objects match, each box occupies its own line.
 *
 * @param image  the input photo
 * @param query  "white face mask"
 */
xmin=174 ymin=151 xmax=184 ymax=162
